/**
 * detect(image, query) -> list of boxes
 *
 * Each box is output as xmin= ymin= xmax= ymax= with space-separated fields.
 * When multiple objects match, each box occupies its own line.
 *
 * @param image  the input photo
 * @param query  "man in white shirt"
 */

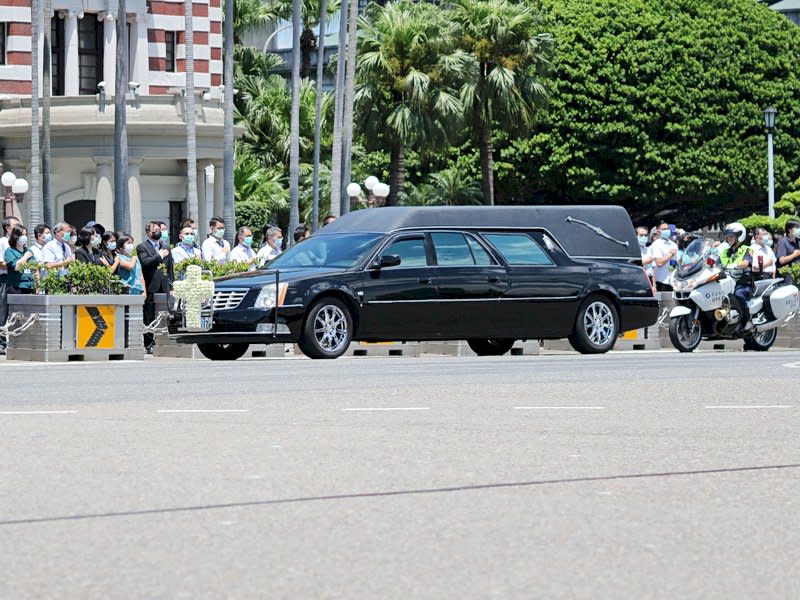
xmin=0 ymin=216 xmax=20 ymax=352
xmin=172 ymin=225 xmax=202 ymax=265
xmin=750 ymin=227 xmax=777 ymax=277
xmin=201 ymin=217 xmax=230 ymax=264
xmin=649 ymin=222 xmax=678 ymax=292
xmin=636 ymin=226 xmax=654 ymax=282
xmin=42 ymin=222 xmax=76 ymax=275
xmin=29 ymin=224 xmax=52 ymax=263
xmin=230 ymin=227 xmax=258 ymax=271
xmin=256 ymin=226 xmax=284 ymax=267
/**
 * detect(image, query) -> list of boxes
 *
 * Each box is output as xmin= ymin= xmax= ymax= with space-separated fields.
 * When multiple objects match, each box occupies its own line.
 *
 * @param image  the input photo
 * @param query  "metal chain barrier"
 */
xmin=0 ymin=312 xmax=39 ymax=340
xmin=142 ymin=311 xmax=170 ymax=335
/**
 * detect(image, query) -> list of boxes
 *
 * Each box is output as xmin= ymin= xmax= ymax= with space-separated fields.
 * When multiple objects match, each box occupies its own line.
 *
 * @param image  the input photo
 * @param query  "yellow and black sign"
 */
xmin=77 ymin=305 xmax=115 ymax=349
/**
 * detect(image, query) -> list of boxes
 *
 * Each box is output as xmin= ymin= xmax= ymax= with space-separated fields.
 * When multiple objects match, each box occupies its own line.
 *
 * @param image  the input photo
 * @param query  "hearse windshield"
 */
xmin=265 ymin=233 xmax=383 ymax=269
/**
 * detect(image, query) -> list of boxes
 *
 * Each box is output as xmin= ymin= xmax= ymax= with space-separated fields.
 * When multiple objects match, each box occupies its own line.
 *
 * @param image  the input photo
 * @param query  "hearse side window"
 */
xmin=482 ymin=233 xmax=553 ymax=266
xmin=384 ymin=237 xmax=428 ymax=267
xmin=431 ymin=232 xmax=494 ymax=266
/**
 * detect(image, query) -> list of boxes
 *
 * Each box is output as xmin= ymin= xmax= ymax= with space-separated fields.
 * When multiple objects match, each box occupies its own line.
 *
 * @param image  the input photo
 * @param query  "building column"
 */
xmin=128 ymin=158 xmax=143 ymax=237
xmin=196 ymin=160 xmax=210 ymax=234
xmin=212 ymin=162 xmax=224 ymax=224
xmin=94 ymin=157 xmax=114 ymax=227
xmin=63 ymin=11 xmax=80 ymax=96
xmin=102 ymin=13 xmax=116 ymax=90
xmin=130 ymin=14 xmax=150 ymax=95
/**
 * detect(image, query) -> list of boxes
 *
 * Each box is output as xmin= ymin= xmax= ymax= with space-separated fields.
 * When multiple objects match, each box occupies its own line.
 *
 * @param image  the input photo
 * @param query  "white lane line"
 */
xmin=783 ymin=361 xmax=800 ymax=369
xmin=0 ymin=410 xmax=77 ymax=415
xmin=157 ymin=409 xmax=250 ymax=414
xmin=514 ymin=406 xmax=606 ymax=411
xmin=341 ymin=407 xmax=430 ymax=412
xmin=704 ymin=405 xmax=793 ymax=410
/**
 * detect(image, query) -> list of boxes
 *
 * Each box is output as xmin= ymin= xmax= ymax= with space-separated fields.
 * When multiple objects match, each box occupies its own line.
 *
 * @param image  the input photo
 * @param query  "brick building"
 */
xmin=0 ymin=0 xmax=228 ymax=238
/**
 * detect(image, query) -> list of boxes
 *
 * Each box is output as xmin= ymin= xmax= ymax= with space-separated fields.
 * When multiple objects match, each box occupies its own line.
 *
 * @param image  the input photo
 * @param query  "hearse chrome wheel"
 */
xmin=568 ymin=295 xmax=619 ymax=354
xmin=298 ymin=297 xmax=354 ymax=359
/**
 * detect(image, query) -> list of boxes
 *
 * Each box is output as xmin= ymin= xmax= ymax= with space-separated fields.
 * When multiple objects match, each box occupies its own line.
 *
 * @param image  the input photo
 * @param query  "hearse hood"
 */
xmin=213 ymin=268 xmax=345 ymax=289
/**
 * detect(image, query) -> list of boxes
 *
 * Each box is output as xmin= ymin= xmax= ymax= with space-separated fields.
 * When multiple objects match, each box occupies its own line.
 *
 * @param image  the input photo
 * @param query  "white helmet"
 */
xmin=723 ymin=222 xmax=746 ymax=244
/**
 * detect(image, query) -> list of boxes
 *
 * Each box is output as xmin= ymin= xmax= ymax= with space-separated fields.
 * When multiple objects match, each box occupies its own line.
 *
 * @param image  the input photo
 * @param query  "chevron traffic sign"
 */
xmin=76 ymin=306 xmax=115 ymax=349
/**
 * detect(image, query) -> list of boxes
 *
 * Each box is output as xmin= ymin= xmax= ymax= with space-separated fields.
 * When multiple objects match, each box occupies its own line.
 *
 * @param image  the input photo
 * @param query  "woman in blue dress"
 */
xmin=115 ymin=233 xmax=145 ymax=295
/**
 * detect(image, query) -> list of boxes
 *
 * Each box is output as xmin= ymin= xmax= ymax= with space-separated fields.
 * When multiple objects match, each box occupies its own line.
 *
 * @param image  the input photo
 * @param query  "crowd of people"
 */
xmin=0 ymin=214 xmax=337 ymax=354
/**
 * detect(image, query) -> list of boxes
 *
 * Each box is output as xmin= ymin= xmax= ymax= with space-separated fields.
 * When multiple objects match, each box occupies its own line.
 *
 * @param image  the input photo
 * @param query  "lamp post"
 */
xmin=1 ymin=171 xmax=28 ymax=220
xmin=764 ymin=106 xmax=777 ymax=219
xmin=346 ymin=182 xmax=362 ymax=212
xmin=373 ymin=182 xmax=390 ymax=207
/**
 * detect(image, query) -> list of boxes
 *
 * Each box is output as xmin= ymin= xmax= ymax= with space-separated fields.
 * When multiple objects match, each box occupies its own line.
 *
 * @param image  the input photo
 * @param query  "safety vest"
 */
xmin=720 ymin=244 xmax=750 ymax=267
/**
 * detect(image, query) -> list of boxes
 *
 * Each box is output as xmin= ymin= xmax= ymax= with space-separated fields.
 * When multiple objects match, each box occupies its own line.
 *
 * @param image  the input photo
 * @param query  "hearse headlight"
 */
xmin=255 ymin=283 xmax=288 ymax=309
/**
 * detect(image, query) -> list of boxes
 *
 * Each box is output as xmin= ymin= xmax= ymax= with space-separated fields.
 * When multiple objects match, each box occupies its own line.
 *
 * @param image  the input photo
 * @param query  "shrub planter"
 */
xmin=5 ymin=294 xmax=146 ymax=362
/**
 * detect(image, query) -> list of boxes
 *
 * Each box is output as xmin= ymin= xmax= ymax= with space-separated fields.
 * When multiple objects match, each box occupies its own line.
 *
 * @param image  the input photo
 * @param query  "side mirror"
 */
xmin=372 ymin=254 xmax=401 ymax=269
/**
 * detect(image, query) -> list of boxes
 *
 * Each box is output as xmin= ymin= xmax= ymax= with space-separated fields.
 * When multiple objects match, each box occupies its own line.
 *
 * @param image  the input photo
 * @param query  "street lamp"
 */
xmin=373 ymin=182 xmax=390 ymax=206
xmin=1 ymin=171 xmax=28 ymax=220
xmin=346 ymin=182 xmax=362 ymax=211
xmin=764 ymin=106 xmax=777 ymax=219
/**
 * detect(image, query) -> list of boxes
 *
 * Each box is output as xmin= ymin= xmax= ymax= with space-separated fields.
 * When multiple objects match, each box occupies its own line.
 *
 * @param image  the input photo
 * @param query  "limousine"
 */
xmin=168 ymin=206 xmax=659 ymax=360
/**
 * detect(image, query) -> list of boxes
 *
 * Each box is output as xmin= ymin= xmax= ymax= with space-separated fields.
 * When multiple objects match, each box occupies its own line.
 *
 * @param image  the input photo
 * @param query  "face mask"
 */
xmin=213 ymin=229 xmax=225 ymax=239
xmin=638 ymin=236 xmax=648 ymax=246
xmin=124 ymin=244 xmax=134 ymax=254
xmin=151 ymin=230 xmax=162 ymax=241
xmin=44 ymin=233 xmax=52 ymax=243
xmin=660 ymin=229 xmax=671 ymax=240
xmin=92 ymin=236 xmax=102 ymax=248
xmin=18 ymin=235 xmax=28 ymax=247
xmin=63 ymin=231 xmax=71 ymax=243
xmin=183 ymin=234 xmax=195 ymax=245
xmin=107 ymin=241 xmax=117 ymax=251
xmin=763 ymin=236 xmax=773 ymax=247
xmin=161 ymin=232 xmax=169 ymax=243
xmin=244 ymin=236 xmax=253 ymax=247
xmin=274 ymin=237 xmax=283 ymax=247
xmin=794 ymin=228 xmax=800 ymax=237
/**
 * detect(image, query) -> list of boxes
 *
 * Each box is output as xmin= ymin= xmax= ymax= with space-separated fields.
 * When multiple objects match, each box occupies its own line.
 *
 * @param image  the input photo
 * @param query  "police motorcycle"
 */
xmin=667 ymin=238 xmax=800 ymax=352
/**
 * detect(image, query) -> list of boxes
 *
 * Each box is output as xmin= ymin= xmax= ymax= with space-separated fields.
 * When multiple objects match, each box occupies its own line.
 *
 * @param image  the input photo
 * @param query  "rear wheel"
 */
xmin=568 ymin=296 xmax=619 ymax=354
xmin=743 ymin=328 xmax=777 ymax=352
xmin=298 ymin=297 xmax=353 ymax=359
xmin=197 ymin=342 xmax=249 ymax=361
xmin=467 ymin=338 xmax=515 ymax=356
xmin=668 ymin=313 xmax=702 ymax=352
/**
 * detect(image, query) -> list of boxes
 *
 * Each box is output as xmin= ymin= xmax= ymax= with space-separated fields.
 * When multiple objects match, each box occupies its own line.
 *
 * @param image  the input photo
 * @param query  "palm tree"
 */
xmin=185 ymin=0 xmax=198 ymax=222
xmin=355 ymin=1 xmax=467 ymax=206
xmin=452 ymin=0 xmax=550 ymax=205
xmin=28 ymin=0 xmax=41 ymax=225
xmin=338 ymin=0 xmax=358 ymax=213
xmin=42 ymin=0 xmax=52 ymax=224
xmin=329 ymin=0 xmax=348 ymax=216
xmin=311 ymin=0 xmax=328 ymax=230
xmin=114 ymin=0 xmax=130 ymax=231
xmin=289 ymin=0 xmax=302 ymax=238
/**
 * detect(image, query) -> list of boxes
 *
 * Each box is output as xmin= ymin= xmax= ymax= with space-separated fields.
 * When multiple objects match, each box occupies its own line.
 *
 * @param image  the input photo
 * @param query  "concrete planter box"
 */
xmin=6 ymin=294 xmax=145 ymax=362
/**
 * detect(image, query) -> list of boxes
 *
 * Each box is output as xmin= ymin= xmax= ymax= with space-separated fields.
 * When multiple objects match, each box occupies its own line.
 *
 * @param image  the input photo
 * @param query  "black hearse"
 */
xmin=168 ymin=206 xmax=658 ymax=360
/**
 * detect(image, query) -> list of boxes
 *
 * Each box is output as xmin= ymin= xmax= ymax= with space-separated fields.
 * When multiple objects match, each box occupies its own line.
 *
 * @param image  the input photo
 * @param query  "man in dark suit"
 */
xmin=137 ymin=220 xmax=174 ymax=353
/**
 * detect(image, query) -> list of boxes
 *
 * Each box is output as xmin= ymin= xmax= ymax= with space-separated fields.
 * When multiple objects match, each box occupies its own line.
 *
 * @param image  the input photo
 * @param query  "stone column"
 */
xmin=197 ymin=160 xmax=209 ymax=234
xmin=128 ymin=158 xmax=143 ymax=237
xmin=63 ymin=11 xmax=80 ymax=96
xmin=130 ymin=14 xmax=150 ymax=94
xmin=102 ymin=13 xmax=116 ymax=90
xmin=212 ymin=162 xmax=224 ymax=222
xmin=94 ymin=157 xmax=114 ymax=227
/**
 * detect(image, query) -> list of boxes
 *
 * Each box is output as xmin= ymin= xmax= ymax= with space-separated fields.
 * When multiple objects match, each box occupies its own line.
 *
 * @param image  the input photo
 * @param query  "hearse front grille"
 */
xmin=210 ymin=289 xmax=249 ymax=311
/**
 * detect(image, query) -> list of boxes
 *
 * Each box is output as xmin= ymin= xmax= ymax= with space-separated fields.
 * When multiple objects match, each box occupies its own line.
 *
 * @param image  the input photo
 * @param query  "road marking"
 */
xmin=704 ymin=405 xmax=793 ymax=410
xmin=514 ymin=406 xmax=606 ymax=411
xmin=341 ymin=407 xmax=430 ymax=412
xmin=157 ymin=409 xmax=250 ymax=414
xmin=0 ymin=410 xmax=77 ymax=415
xmin=783 ymin=361 xmax=800 ymax=369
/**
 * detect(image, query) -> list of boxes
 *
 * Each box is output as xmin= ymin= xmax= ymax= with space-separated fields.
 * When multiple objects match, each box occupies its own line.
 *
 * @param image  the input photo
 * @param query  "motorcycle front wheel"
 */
xmin=668 ymin=313 xmax=702 ymax=352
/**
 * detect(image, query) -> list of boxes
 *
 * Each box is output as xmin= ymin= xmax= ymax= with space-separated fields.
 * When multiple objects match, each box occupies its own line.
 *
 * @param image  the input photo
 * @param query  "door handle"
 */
xmin=487 ymin=275 xmax=501 ymax=283
xmin=418 ymin=277 xmax=432 ymax=284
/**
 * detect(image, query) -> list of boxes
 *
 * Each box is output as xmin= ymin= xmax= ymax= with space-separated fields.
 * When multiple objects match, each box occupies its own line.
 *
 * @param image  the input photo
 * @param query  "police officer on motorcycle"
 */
xmin=719 ymin=222 xmax=754 ymax=333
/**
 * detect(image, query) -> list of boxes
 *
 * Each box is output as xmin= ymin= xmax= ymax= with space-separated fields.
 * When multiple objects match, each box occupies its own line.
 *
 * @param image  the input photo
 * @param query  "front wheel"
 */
xmin=567 ymin=296 xmax=619 ymax=354
xmin=743 ymin=328 xmax=777 ymax=352
xmin=197 ymin=342 xmax=249 ymax=361
xmin=668 ymin=313 xmax=702 ymax=352
xmin=467 ymin=338 xmax=515 ymax=356
xmin=298 ymin=297 xmax=353 ymax=359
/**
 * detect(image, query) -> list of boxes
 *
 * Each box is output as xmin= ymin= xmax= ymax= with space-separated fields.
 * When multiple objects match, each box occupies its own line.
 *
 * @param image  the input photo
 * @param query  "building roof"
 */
xmin=323 ymin=206 xmax=641 ymax=259
xmin=770 ymin=0 xmax=800 ymax=12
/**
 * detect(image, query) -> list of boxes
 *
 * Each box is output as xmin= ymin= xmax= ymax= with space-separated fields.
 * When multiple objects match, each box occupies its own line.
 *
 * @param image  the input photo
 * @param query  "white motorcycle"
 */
xmin=667 ymin=239 xmax=800 ymax=352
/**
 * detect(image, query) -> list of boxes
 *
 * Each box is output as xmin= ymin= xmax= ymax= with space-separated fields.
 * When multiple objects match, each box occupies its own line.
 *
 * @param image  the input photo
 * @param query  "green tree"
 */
xmin=452 ymin=0 xmax=551 ymax=205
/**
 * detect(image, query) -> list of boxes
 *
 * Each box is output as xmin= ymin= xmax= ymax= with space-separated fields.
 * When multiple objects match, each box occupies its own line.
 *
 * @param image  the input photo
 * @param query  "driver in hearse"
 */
xmin=719 ymin=222 xmax=754 ymax=333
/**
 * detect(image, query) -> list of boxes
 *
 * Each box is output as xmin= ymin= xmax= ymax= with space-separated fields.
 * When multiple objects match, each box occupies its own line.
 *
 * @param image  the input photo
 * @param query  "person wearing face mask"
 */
xmin=74 ymin=226 xmax=104 ymax=265
xmin=172 ymin=225 xmax=202 ymax=265
xmin=776 ymin=220 xmax=800 ymax=268
xmin=256 ymin=226 xmax=284 ymax=267
xmin=42 ymin=221 xmax=75 ymax=275
xmin=4 ymin=224 xmax=35 ymax=295
xmin=116 ymin=234 xmax=145 ymax=295
xmin=750 ymin=227 xmax=776 ymax=278
xmin=202 ymin=216 xmax=230 ymax=263
xmin=636 ymin=226 xmax=655 ymax=283
xmin=648 ymin=222 xmax=679 ymax=292
xmin=230 ymin=227 xmax=258 ymax=271
xmin=98 ymin=231 xmax=120 ymax=273
xmin=29 ymin=224 xmax=52 ymax=264
xmin=138 ymin=221 xmax=174 ymax=353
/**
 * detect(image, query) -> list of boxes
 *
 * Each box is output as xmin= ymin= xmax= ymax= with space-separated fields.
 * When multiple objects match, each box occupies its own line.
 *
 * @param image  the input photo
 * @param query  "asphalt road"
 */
xmin=1 ymin=351 xmax=799 ymax=599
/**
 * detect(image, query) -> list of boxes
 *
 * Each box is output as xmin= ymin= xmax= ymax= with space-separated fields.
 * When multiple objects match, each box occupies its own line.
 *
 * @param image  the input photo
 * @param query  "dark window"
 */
xmin=78 ymin=16 xmax=103 ymax=95
xmin=483 ymin=233 xmax=554 ymax=266
xmin=384 ymin=237 xmax=428 ymax=267
xmin=165 ymin=31 xmax=176 ymax=72
xmin=432 ymin=232 xmax=494 ymax=266
xmin=51 ymin=17 xmax=65 ymax=96
xmin=0 ymin=23 xmax=6 ymax=66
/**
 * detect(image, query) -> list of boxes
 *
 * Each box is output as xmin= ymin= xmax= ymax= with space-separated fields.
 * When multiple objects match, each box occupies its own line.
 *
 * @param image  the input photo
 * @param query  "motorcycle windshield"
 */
xmin=676 ymin=239 xmax=709 ymax=278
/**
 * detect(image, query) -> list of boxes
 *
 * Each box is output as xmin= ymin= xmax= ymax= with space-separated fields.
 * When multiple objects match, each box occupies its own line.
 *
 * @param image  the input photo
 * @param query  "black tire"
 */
xmin=467 ymin=338 xmax=515 ymax=356
xmin=668 ymin=313 xmax=703 ymax=353
xmin=298 ymin=297 xmax=353 ymax=359
xmin=567 ymin=295 xmax=619 ymax=354
xmin=743 ymin=328 xmax=777 ymax=352
xmin=197 ymin=342 xmax=250 ymax=361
